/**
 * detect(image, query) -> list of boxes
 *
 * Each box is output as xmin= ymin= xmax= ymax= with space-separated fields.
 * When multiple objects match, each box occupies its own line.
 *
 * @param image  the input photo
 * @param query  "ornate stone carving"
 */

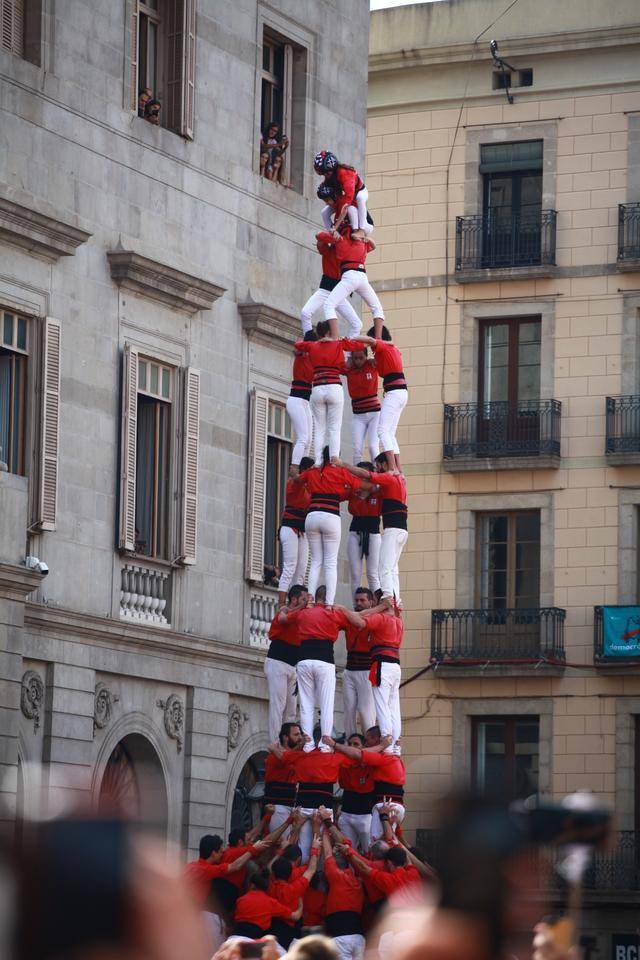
xmin=21 ymin=670 xmax=44 ymax=733
xmin=228 ymin=702 xmax=249 ymax=750
xmin=157 ymin=694 xmax=184 ymax=753
xmin=94 ymin=682 xmax=119 ymax=733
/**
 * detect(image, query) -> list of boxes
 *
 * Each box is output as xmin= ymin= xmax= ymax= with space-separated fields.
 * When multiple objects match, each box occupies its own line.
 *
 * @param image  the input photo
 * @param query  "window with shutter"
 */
xmin=259 ymin=27 xmax=307 ymax=192
xmin=181 ymin=0 xmax=196 ymax=139
xmin=130 ymin=0 xmax=139 ymax=112
xmin=180 ymin=366 xmax=199 ymax=565
xmin=0 ymin=309 xmax=28 ymax=476
xmin=1 ymin=0 xmax=25 ymax=58
xmin=245 ymin=389 xmax=269 ymax=581
xmin=118 ymin=344 xmax=139 ymax=552
xmin=35 ymin=317 xmax=61 ymax=531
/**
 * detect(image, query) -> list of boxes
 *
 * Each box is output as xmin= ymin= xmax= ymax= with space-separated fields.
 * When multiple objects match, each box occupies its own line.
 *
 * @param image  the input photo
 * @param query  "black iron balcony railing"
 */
xmin=416 ymin=828 xmax=640 ymax=893
xmin=594 ymin=605 xmax=640 ymax=663
xmin=618 ymin=202 xmax=640 ymax=263
xmin=443 ymin=400 xmax=561 ymax=461
xmin=455 ymin=209 xmax=557 ymax=271
xmin=431 ymin=607 xmax=566 ymax=663
xmin=606 ymin=396 xmax=640 ymax=455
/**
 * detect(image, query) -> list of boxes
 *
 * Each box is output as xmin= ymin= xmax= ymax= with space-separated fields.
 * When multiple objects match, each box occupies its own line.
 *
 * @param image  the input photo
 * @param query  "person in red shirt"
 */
xmin=268 ymin=830 xmax=320 ymax=949
xmin=294 ymin=325 xmax=362 ymax=459
xmin=182 ymin=834 xmax=264 ymax=908
xmin=354 ymin=325 xmax=408 ymax=472
xmin=320 ymin=830 xmax=365 ymax=959
xmin=317 ymin=226 xmax=384 ymax=338
xmin=343 ymin=348 xmax=381 ymax=464
xmin=337 ymin=733 xmax=376 ymax=853
xmin=264 ymin=721 xmax=303 ymax=833
xmin=265 ymin=588 xmax=309 ymax=741
xmin=293 ymin=451 xmax=372 ymax=604
xmin=362 ymin=598 xmax=404 ymax=755
xmin=314 ymin=150 xmax=371 ymax=237
xmin=300 ymin=214 xmax=362 ymax=337
xmin=233 ymin=869 xmax=303 ymax=940
xmin=342 ymin=589 xmax=376 ymax=738
xmin=279 ymin=596 xmax=364 ymax=751
xmin=287 ymin=335 xmax=315 ymax=470
xmin=302 ymin=870 xmax=328 ymax=935
xmin=337 ymin=455 xmax=408 ymax=606
xmin=346 ymin=474 xmax=382 ymax=602
xmin=343 ymin=844 xmax=422 ymax=907
xmin=277 ymin=463 xmax=313 ymax=606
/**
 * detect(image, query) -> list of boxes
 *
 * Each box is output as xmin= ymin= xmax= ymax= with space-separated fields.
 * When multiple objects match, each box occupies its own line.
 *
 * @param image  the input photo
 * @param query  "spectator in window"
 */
xmin=144 ymin=99 xmax=162 ymax=125
xmin=264 ymin=563 xmax=280 ymax=588
xmin=262 ymin=121 xmax=289 ymax=159
xmin=266 ymin=148 xmax=285 ymax=184
xmin=260 ymin=148 xmax=271 ymax=178
xmin=138 ymin=87 xmax=152 ymax=117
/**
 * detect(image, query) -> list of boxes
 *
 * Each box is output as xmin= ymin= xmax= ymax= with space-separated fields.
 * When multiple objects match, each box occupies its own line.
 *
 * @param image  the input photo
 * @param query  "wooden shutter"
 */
xmin=180 ymin=367 xmax=200 ymax=565
xmin=35 ymin=317 xmax=61 ymax=531
xmin=165 ymin=0 xmax=182 ymax=133
xmin=129 ymin=0 xmax=139 ymax=111
xmin=118 ymin=344 xmax=139 ymax=552
xmin=1 ymin=0 xmax=25 ymax=57
xmin=180 ymin=0 xmax=196 ymax=139
xmin=281 ymin=43 xmax=293 ymax=185
xmin=245 ymin=390 xmax=269 ymax=581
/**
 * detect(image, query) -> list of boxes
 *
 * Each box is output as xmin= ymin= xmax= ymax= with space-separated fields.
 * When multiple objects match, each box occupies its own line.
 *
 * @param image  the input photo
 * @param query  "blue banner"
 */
xmin=603 ymin=606 xmax=640 ymax=657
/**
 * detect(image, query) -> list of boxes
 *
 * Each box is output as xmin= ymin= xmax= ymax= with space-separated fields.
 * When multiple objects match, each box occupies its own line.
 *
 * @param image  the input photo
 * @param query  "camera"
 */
xmin=24 ymin=555 xmax=49 ymax=575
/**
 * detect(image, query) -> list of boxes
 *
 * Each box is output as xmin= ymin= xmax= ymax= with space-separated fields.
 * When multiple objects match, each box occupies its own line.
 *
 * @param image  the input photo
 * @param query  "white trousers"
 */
xmin=297 ymin=658 xmax=336 ymax=749
xmin=346 ymin=186 xmax=372 ymax=235
xmin=343 ymin=668 xmax=377 ymax=738
xmin=264 ymin=658 xmax=298 ymax=744
xmin=347 ymin=530 xmax=381 ymax=601
xmin=286 ymin=396 xmax=313 ymax=465
xmin=298 ymin=807 xmax=332 ymax=863
xmin=378 ymin=389 xmax=408 ymax=455
xmin=269 ymin=803 xmax=292 ymax=835
xmin=311 ymin=384 xmax=344 ymax=464
xmin=305 ymin=511 xmax=341 ymax=604
xmin=300 ymin=287 xmax=362 ymax=337
xmin=373 ymin=662 xmax=402 ymax=747
xmin=278 ymin=526 xmax=309 ymax=593
xmin=370 ymin=801 xmax=405 ymax=842
xmin=335 ymin=934 xmax=365 ymax=960
xmin=379 ymin=527 xmax=408 ymax=602
xmin=323 ymin=270 xmax=384 ymax=324
xmin=202 ymin=912 xmax=226 ymax=956
xmin=351 ymin=410 xmax=380 ymax=463
xmin=339 ymin=811 xmax=372 ymax=854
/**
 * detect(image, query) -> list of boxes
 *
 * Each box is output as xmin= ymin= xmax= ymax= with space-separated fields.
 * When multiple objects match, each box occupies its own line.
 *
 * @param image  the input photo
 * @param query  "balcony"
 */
xmin=606 ymin=396 xmax=640 ymax=464
xmin=119 ymin=560 xmax=171 ymax=626
xmin=594 ymin=605 xmax=640 ymax=669
xmin=617 ymin=203 xmax=640 ymax=271
xmin=249 ymin=586 xmax=279 ymax=650
xmin=455 ymin=209 xmax=557 ymax=282
xmin=431 ymin=607 xmax=566 ymax=675
xmin=443 ymin=400 xmax=561 ymax=471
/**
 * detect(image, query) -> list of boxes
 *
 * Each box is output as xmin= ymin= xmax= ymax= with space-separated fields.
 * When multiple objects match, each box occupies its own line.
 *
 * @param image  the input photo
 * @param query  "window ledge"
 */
xmin=454 ymin=264 xmax=558 ymax=284
xmin=432 ymin=662 xmax=565 ymax=678
xmin=443 ymin=454 xmax=560 ymax=472
xmin=616 ymin=259 xmax=640 ymax=273
xmin=107 ymin=249 xmax=226 ymax=313
xmin=594 ymin=660 xmax=640 ymax=674
xmin=605 ymin=450 xmax=640 ymax=466
xmin=238 ymin=301 xmax=300 ymax=351
xmin=0 ymin=196 xmax=92 ymax=260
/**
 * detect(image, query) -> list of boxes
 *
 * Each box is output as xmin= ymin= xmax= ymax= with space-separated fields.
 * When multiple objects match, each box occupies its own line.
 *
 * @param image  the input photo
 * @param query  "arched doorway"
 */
xmin=98 ymin=734 xmax=168 ymax=833
xmin=230 ymin=751 xmax=267 ymax=833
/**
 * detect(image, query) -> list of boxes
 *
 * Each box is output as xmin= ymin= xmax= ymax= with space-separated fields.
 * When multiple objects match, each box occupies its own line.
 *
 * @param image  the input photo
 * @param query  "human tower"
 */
xmin=184 ymin=152 xmax=418 ymax=960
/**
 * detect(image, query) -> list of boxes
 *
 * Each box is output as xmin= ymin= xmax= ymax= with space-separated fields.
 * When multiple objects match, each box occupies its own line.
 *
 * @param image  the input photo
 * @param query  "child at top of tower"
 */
xmin=314 ymin=150 xmax=372 ymax=237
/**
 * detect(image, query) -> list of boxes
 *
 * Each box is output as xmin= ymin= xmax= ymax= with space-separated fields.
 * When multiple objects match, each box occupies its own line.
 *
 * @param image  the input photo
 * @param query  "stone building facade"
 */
xmin=0 ymin=0 xmax=369 ymax=853
xmin=368 ymin=0 xmax=640 ymax=948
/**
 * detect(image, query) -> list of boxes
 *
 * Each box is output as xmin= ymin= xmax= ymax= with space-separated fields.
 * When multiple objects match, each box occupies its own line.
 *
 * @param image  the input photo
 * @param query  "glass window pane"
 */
xmin=3 ymin=314 xmax=12 ymax=345
xmin=147 ymin=20 xmax=157 ymax=94
xmin=475 ymin=720 xmax=507 ymax=797
xmin=135 ymin=399 xmax=155 ymax=556
xmin=264 ymin=437 xmax=278 ymax=569
xmin=483 ymin=324 xmax=509 ymax=403
xmin=516 ymin=512 xmax=540 ymax=542
xmin=262 ymin=44 xmax=270 ymax=71
xmin=487 ymin=514 xmax=508 ymax=542
xmin=161 ymin=368 xmax=170 ymax=399
xmin=138 ymin=360 xmax=147 ymax=390
xmin=0 ymin=354 xmax=10 ymax=468
xmin=150 ymin=364 xmax=158 ymax=395
xmin=514 ymin=720 xmax=539 ymax=799
xmin=155 ymin=403 xmax=170 ymax=559
xmin=274 ymin=44 xmax=284 ymax=81
xmin=17 ymin=318 xmax=26 ymax=351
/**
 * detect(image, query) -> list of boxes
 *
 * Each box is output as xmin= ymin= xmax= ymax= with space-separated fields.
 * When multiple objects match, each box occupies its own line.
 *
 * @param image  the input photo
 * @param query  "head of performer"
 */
xmin=199 ymin=834 xmax=224 ymax=863
xmin=374 ymin=451 xmax=392 ymax=474
xmin=351 ymin=348 xmax=368 ymax=369
xmin=315 ymin=584 xmax=327 ymax=605
xmin=364 ymin=724 xmax=381 ymax=748
xmin=279 ymin=721 xmax=303 ymax=750
xmin=367 ymin=324 xmax=392 ymax=341
xmin=313 ymin=150 xmax=338 ymax=175
xmin=282 ymin=844 xmax=303 ymax=868
xmin=248 ymin=868 xmax=270 ymax=892
xmin=317 ymin=182 xmax=336 ymax=206
xmin=287 ymin=584 xmax=307 ymax=610
xmin=369 ymin=839 xmax=390 ymax=861
xmin=354 ymin=586 xmax=373 ymax=613
xmin=333 ymin=848 xmax=352 ymax=871
xmin=228 ymin=828 xmax=246 ymax=848
xmin=299 ymin=456 xmax=314 ymax=474
xmin=303 ymin=328 xmax=319 ymax=342
xmin=271 ymin=856 xmax=293 ymax=882
xmin=383 ymin=847 xmax=408 ymax=873
xmin=315 ymin=320 xmax=331 ymax=340
xmin=347 ymin=733 xmax=365 ymax=749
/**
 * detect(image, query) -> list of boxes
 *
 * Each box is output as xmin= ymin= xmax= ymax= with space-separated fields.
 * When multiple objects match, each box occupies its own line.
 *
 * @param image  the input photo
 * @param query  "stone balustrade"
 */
xmin=249 ymin=587 xmax=279 ymax=649
xmin=120 ymin=562 xmax=171 ymax=626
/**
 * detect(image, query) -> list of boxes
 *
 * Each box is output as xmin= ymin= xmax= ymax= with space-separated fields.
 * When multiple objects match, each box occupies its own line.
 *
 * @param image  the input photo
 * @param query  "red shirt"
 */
xmin=372 ymin=339 xmax=404 ymax=377
xmin=281 ymin=477 xmax=311 ymax=529
xmin=348 ymin=492 xmax=381 ymax=519
xmin=303 ymin=465 xmax=361 ymax=516
xmin=316 ymin=232 xmax=372 ymax=272
xmin=182 ymin=859 xmax=229 ymax=906
xmin=368 ymin=865 xmax=422 ymax=905
xmin=365 ymin=612 xmax=403 ymax=654
xmin=344 ymin=360 xmax=380 ymax=414
xmin=303 ymin=884 xmax=327 ymax=926
xmin=371 ymin=471 xmax=407 ymax=530
xmin=222 ymin=843 xmax=254 ymax=890
xmin=265 ymin=751 xmax=296 ymax=785
xmin=339 ymin=760 xmax=375 ymax=794
xmin=269 ymin=610 xmax=301 ymax=646
xmin=294 ymin=339 xmax=361 ymax=386
xmin=285 ymin=604 xmax=351 ymax=644
xmin=280 ymin=747 xmax=354 ymax=784
xmin=335 ymin=166 xmax=364 ymax=206
xmin=361 ymin=751 xmax=406 ymax=786
xmin=359 ymin=858 xmax=387 ymax=904
xmin=324 ymin=855 xmax=364 ymax=915
xmin=268 ymin=875 xmax=310 ymax=926
xmin=317 ymin=236 xmax=341 ymax=281
xmin=234 ymin=889 xmax=293 ymax=930
xmin=290 ymin=352 xmax=314 ymax=399
xmin=343 ymin=621 xmax=371 ymax=672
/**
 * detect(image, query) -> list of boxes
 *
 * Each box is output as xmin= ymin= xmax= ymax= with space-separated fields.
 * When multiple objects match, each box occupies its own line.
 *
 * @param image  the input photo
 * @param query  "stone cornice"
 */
xmin=0 ymin=197 xmax=92 ymax=260
xmin=107 ymin=250 xmax=226 ymax=314
xmin=24 ymin=602 xmax=266 ymax=674
xmin=0 ymin=562 xmax=45 ymax=601
xmin=238 ymin=301 xmax=299 ymax=351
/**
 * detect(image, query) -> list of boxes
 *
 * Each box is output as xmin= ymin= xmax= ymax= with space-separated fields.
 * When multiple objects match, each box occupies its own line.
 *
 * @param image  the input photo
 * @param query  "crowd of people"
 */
xmin=181 ymin=149 xmax=416 ymax=959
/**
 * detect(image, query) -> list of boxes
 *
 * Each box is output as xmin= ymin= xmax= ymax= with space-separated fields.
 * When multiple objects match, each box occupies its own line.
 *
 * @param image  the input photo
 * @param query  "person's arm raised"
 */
xmin=338 ymin=844 xmax=373 ymax=876
xmin=331 ymin=460 xmax=372 ymax=481
xmin=334 ymin=604 xmax=365 ymax=629
xmin=321 ymin=736 xmax=362 ymax=760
